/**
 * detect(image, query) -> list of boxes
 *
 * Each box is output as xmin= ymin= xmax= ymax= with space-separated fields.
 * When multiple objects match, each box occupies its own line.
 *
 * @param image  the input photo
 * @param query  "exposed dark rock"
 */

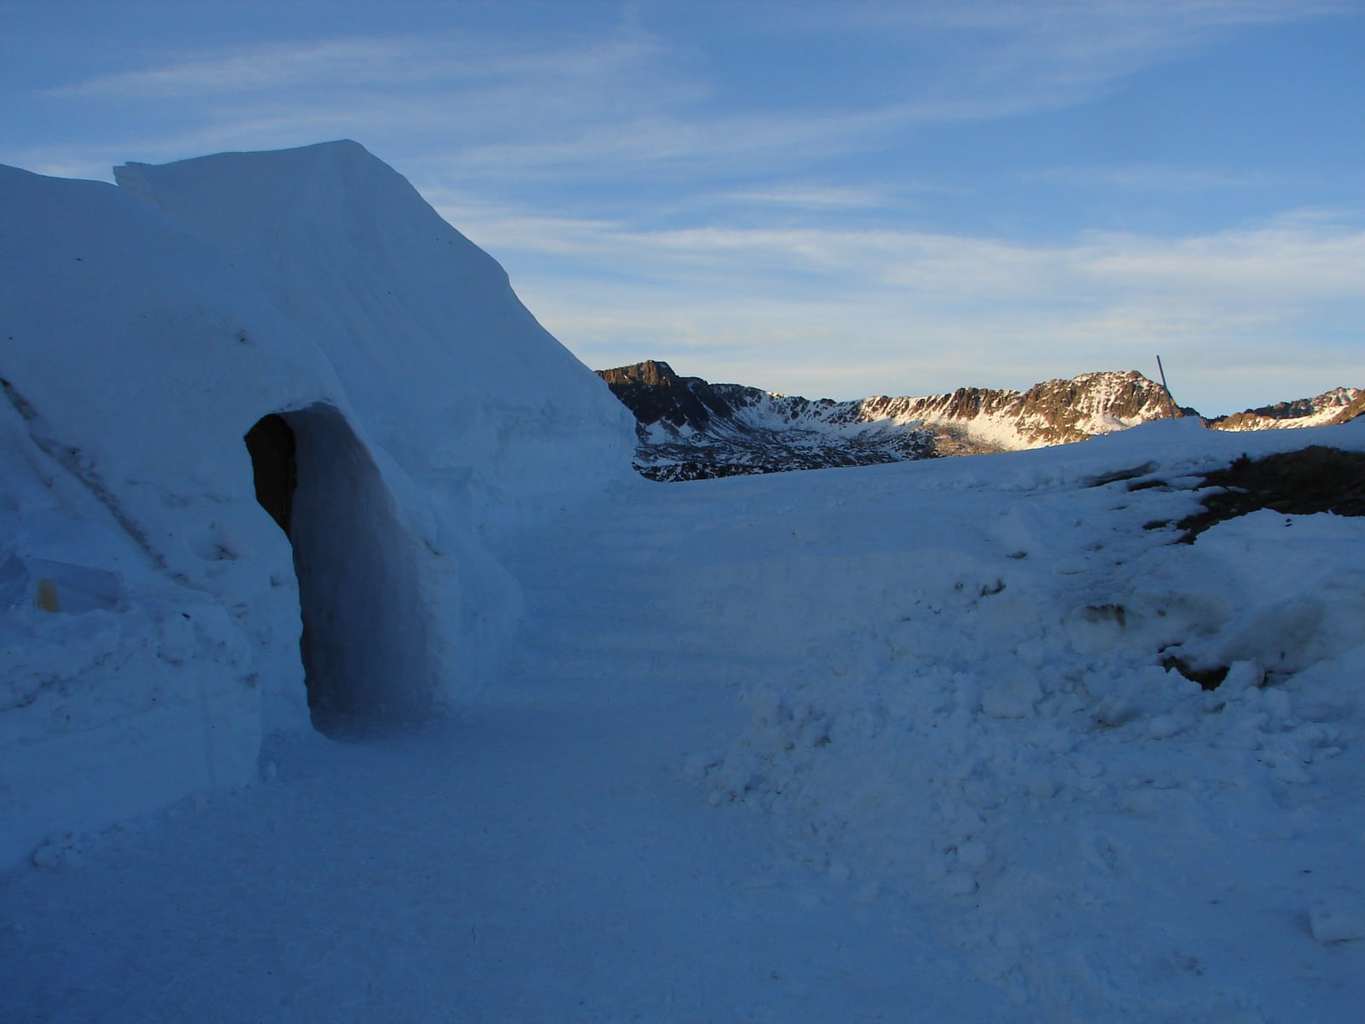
xmin=1176 ymin=446 xmax=1365 ymax=542
xmin=1085 ymin=462 xmax=1158 ymax=488
xmin=1161 ymin=654 xmax=1231 ymax=691
xmin=597 ymin=360 xmax=736 ymax=432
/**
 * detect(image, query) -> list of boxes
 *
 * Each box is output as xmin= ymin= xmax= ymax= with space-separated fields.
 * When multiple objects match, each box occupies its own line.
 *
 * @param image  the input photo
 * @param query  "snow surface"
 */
xmin=683 ymin=419 xmax=1365 ymax=1020
xmin=4 ymin=410 xmax=1365 ymax=1021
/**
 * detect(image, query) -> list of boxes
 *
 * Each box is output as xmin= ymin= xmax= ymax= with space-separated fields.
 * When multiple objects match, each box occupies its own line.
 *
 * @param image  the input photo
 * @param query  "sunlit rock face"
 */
xmin=1208 ymin=386 xmax=1364 ymax=432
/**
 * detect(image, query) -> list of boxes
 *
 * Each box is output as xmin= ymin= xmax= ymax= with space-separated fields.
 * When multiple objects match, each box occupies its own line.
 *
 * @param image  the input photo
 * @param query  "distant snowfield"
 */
xmin=5 ymin=412 xmax=1365 ymax=1022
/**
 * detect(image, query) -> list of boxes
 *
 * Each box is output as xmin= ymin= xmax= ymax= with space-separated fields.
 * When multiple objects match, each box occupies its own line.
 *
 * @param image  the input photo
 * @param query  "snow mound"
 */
xmin=685 ymin=417 xmax=1365 ymax=1019
xmin=0 ymin=143 xmax=634 ymax=866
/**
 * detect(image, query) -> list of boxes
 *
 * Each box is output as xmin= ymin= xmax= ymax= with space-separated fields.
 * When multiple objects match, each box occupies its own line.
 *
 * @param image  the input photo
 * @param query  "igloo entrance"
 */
xmin=244 ymin=405 xmax=434 ymax=736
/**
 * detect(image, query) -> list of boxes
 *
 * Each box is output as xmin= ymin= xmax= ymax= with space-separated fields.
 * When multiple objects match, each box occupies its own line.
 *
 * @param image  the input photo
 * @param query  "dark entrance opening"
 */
xmin=244 ymin=405 xmax=434 ymax=736
xmin=245 ymin=414 xmax=296 ymax=533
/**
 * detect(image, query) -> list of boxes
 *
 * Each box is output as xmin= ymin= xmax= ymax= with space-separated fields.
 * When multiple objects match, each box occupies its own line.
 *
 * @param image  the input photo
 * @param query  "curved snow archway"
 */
xmin=244 ymin=405 xmax=435 ymax=736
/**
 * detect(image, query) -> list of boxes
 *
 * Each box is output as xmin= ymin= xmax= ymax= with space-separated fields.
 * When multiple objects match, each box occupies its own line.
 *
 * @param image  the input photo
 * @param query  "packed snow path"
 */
xmin=2 ymin=478 xmax=1018 ymax=1023
xmin=6 ymin=421 xmax=1365 ymax=1022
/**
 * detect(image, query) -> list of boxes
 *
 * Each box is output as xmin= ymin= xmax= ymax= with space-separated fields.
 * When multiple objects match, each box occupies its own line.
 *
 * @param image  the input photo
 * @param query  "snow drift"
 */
xmin=0 ymin=142 xmax=635 ymax=865
xmin=681 ymin=417 xmax=1365 ymax=1018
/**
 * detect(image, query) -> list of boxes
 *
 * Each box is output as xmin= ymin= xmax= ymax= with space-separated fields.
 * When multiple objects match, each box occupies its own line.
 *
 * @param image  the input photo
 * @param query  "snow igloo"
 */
xmin=0 ymin=141 xmax=636 ymax=864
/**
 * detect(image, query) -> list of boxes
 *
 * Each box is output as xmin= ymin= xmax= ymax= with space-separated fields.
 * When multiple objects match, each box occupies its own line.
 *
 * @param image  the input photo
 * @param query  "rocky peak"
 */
xmin=1209 ymin=386 xmax=1364 ymax=431
xmin=598 ymin=360 xmax=682 ymax=389
xmin=1330 ymin=391 xmax=1365 ymax=425
xmin=597 ymin=360 xmax=738 ymax=432
xmin=848 ymin=369 xmax=1180 ymax=448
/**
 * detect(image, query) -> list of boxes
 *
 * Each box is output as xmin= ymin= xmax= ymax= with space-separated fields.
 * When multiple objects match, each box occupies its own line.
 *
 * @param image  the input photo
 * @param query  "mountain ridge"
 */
xmin=597 ymin=360 xmax=1362 ymax=480
xmin=1206 ymin=386 xmax=1364 ymax=431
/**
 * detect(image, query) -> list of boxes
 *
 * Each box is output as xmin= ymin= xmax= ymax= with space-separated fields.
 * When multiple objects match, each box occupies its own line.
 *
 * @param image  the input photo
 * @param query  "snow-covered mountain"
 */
xmin=601 ymin=362 xmax=1365 ymax=480
xmin=599 ymin=361 xmax=1181 ymax=480
xmin=1208 ymin=386 xmax=1364 ymax=431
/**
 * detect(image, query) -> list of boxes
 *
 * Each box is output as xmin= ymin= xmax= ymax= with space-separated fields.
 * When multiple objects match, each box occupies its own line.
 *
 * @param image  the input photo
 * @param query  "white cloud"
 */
xmin=37 ymin=0 xmax=1346 ymax=187
xmin=47 ymin=38 xmax=415 ymax=98
xmin=443 ymin=197 xmax=1365 ymax=302
xmin=46 ymin=33 xmax=667 ymax=99
xmin=777 ymin=0 xmax=1354 ymax=123
xmin=1028 ymin=165 xmax=1274 ymax=191
xmin=694 ymin=185 xmax=891 ymax=210
xmin=14 ymin=1 xmax=1358 ymax=415
xmin=440 ymin=197 xmax=1365 ymax=412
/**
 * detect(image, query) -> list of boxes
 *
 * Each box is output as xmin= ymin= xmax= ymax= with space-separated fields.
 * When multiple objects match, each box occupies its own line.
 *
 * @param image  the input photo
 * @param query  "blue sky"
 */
xmin=4 ymin=0 xmax=1363 ymax=413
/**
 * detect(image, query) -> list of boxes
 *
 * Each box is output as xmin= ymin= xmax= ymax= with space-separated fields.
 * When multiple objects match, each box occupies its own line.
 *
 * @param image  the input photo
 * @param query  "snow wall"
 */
xmin=0 ymin=141 xmax=636 ymax=866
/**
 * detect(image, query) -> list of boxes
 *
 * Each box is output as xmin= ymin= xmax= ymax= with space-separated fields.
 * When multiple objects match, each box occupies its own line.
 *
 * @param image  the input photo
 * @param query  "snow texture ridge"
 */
xmin=0 ymin=142 xmax=635 ymax=865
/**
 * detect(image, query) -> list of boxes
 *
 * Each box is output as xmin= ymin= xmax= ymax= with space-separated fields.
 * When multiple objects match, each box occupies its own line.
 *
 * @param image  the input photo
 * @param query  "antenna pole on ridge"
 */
xmin=1156 ymin=355 xmax=1178 ymax=418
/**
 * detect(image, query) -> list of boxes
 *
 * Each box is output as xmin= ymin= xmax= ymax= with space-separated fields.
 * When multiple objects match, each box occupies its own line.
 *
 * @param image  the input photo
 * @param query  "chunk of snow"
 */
xmin=1310 ymin=897 xmax=1365 ymax=944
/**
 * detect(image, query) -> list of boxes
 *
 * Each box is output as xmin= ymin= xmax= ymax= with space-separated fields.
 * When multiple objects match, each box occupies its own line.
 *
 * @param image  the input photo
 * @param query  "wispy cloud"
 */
xmin=715 ymin=184 xmax=895 ymax=210
xmin=436 ymin=195 xmax=1365 ymax=411
xmin=47 ymin=38 xmax=415 ymax=98
xmin=778 ymin=0 xmax=1354 ymax=123
xmin=12 ymin=0 xmax=1357 ymax=415
xmin=439 ymin=195 xmax=1365 ymax=300
xmin=37 ymin=28 xmax=823 ymax=183
xmin=1029 ymin=164 xmax=1276 ymax=191
xmin=47 ymin=33 xmax=667 ymax=99
xmin=28 ymin=0 xmax=1350 ymax=190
